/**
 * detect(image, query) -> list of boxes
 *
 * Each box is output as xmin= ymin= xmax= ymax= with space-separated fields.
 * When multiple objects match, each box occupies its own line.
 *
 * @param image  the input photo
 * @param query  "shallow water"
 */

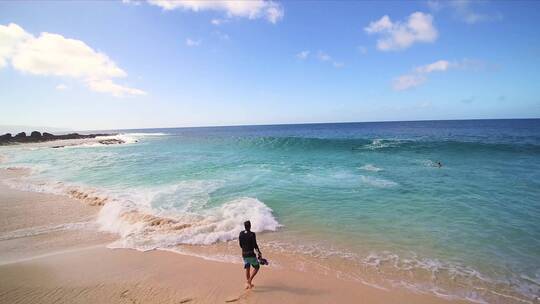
xmin=1 ymin=119 xmax=539 ymax=303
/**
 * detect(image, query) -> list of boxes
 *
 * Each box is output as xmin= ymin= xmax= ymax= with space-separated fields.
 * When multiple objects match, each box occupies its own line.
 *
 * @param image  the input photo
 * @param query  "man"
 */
xmin=239 ymin=220 xmax=262 ymax=289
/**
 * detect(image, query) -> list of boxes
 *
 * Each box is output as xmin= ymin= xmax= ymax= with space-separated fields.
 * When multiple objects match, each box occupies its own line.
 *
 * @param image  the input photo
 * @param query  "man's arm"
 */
xmin=254 ymin=233 xmax=261 ymax=256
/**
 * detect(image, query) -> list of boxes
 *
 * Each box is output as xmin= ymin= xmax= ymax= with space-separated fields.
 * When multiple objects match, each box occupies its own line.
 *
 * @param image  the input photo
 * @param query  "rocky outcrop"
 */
xmin=0 ymin=133 xmax=11 ymax=141
xmin=0 ymin=132 xmax=117 ymax=146
xmin=30 ymin=131 xmax=42 ymax=138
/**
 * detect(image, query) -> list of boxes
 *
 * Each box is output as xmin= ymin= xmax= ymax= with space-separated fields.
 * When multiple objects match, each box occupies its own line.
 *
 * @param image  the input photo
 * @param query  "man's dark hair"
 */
xmin=244 ymin=220 xmax=251 ymax=231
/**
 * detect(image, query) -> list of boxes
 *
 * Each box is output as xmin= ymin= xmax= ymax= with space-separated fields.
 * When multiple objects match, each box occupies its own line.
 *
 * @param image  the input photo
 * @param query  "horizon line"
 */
xmin=84 ymin=117 xmax=539 ymax=133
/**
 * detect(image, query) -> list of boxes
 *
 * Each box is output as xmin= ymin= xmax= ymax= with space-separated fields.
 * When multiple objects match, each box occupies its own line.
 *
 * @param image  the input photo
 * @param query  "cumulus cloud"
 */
xmin=393 ymin=60 xmax=450 ymax=91
xmin=296 ymin=50 xmax=344 ymax=68
xmin=317 ymin=51 xmax=344 ymax=68
xmin=0 ymin=23 xmax=31 ymax=68
xmin=316 ymin=51 xmax=332 ymax=62
xmin=428 ymin=0 xmax=502 ymax=24
xmin=148 ymin=0 xmax=284 ymax=24
xmin=296 ymin=50 xmax=309 ymax=60
xmin=414 ymin=60 xmax=450 ymax=73
xmin=211 ymin=18 xmax=229 ymax=26
xmin=185 ymin=38 xmax=201 ymax=47
xmin=87 ymin=79 xmax=146 ymax=97
xmin=0 ymin=23 xmax=145 ymax=97
xmin=393 ymin=74 xmax=427 ymax=91
xmin=365 ymin=12 xmax=438 ymax=51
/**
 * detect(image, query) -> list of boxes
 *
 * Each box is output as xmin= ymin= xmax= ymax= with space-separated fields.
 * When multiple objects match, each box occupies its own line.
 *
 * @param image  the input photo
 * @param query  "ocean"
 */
xmin=1 ymin=119 xmax=539 ymax=303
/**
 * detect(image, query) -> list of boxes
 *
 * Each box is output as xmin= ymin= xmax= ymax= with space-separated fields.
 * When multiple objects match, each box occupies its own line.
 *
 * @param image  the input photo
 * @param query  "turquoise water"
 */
xmin=1 ymin=119 xmax=539 ymax=303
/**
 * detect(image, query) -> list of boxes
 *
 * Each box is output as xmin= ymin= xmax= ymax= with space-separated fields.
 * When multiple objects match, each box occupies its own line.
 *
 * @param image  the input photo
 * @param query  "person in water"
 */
xmin=239 ymin=220 xmax=262 ymax=289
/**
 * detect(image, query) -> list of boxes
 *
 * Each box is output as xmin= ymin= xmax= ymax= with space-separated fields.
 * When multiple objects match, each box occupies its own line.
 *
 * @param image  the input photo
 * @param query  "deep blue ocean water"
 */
xmin=2 ymin=119 xmax=539 ymax=303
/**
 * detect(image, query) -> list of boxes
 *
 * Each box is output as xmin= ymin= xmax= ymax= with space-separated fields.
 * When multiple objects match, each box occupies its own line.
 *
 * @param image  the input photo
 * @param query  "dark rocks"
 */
xmin=30 ymin=131 xmax=42 ymax=138
xmin=0 ymin=133 xmax=11 ymax=141
xmin=0 ymin=132 xmax=118 ymax=146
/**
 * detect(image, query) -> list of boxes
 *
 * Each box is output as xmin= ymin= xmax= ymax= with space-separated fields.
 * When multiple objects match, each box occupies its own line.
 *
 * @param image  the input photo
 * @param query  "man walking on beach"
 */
xmin=239 ymin=220 xmax=262 ymax=289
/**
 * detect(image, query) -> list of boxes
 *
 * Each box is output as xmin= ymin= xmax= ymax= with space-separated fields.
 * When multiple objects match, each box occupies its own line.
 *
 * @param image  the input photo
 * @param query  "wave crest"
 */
xmin=100 ymin=196 xmax=280 ymax=250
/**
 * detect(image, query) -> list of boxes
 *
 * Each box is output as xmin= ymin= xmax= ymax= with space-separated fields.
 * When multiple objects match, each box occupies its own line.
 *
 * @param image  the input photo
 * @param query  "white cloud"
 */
xmin=316 ymin=51 xmax=331 ymax=62
xmin=122 ymin=0 xmax=143 ymax=5
xmin=393 ymin=74 xmax=426 ymax=91
xmin=297 ymin=50 xmax=343 ymax=68
xmin=296 ymin=50 xmax=309 ymax=60
xmin=0 ymin=23 xmax=31 ymax=68
xmin=211 ymin=18 xmax=228 ymax=26
xmin=393 ymin=60 xmax=451 ymax=91
xmin=0 ymin=23 xmax=145 ymax=97
xmin=452 ymin=0 xmax=502 ymax=24
xmin=56 ymin=83 xmax=68 ymax=90
xmin=365 ymin=12 xmax=438 ymax=51
xmin=12 ymin=32 xmax=126 ymax=79
xmin=415 ymin=60 xmax=450 ymax=73
xmin=428 ymin=0 xmax=502 ymax=24
xmin=148 ymin=0 xmax=284 ymax=24
xmin=87 ymin=79 xmax=146 ymax=97
xmin=185 ymin=38 xmax=201 ymax=47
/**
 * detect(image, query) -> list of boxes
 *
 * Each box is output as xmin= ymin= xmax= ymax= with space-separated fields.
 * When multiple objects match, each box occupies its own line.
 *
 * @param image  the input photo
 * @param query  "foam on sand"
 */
xmin=0 ymin=221 xmax=96 ymax=241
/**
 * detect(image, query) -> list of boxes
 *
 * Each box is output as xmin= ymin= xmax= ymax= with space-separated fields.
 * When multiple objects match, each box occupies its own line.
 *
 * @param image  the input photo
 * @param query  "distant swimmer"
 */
xmin=436 ymin=161 xmax=442 ymax=168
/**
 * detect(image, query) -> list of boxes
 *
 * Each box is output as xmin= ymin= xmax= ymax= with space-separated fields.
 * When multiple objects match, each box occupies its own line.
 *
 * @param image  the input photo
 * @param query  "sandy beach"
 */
xmin=0 ymin=157 xmax=472 ymax=304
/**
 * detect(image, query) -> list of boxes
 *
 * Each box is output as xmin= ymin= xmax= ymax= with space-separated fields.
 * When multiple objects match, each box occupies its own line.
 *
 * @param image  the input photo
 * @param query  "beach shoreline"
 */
xmin=0 ymin=164 xmax=472 ymax=304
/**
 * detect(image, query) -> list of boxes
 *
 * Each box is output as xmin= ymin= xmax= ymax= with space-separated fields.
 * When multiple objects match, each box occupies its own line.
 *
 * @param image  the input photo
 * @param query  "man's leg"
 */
xmin=248 ymin=266 xmax=259 ymax=288
xmin=244 ymin=265 xmax=251 ymax=289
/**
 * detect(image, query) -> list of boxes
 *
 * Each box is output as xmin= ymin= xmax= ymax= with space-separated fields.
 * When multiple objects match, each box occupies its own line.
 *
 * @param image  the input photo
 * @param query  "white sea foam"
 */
xmin=362 ymin=139 xmax=401 ymax=150
xmin=61 ymin=132 xmax=169 ymax=149
xmin=160 ymin=247 xmax=242 ymax=264
xmin=2 ymin=171 xmax=281 ymax=251
xmin=359 ymin=175 xmax=398 ymax=188
xmin=120 ymin=132 xmax=169 ymax=136
xmin=101 ymin=196 xmax=281 ymax=250
xmin=0 ymin=221 xmax=96 ymax=241
xmin=359 ymin=164 xmax=383 ymax=172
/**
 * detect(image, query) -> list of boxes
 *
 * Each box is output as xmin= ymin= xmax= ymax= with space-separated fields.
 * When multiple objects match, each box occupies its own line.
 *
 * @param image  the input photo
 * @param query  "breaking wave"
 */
xmin=1 ymin=173 xmax=280 ymax=251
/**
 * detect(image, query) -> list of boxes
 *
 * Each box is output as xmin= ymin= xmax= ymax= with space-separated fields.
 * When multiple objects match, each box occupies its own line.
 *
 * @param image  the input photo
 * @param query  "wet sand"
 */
xmin=0 ymin=166 xmax=471 ymax=304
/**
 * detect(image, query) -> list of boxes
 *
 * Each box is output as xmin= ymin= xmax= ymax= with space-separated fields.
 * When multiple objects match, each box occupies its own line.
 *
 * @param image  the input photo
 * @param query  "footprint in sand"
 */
xmin=225 ymin=289 xmax=251 ymax=303
xmin=119 ymin=289 xmax=137 ymax=304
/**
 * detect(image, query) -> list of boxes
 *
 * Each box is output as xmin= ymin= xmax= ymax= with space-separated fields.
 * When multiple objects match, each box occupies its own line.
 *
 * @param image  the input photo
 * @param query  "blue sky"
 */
xmin=1 ymin=0 xmax=539 ymax=131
